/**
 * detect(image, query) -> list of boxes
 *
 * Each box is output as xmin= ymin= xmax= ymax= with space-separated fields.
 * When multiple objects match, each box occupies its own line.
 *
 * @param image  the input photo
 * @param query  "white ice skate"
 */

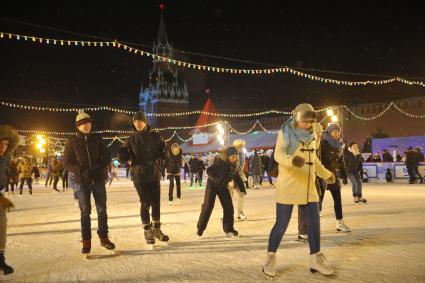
xmin=237 ymin=214 xmax=247 ymax=221
xmin=310 ymin=252 xmax=333 ymax=275
xmin=225 ymin=230 xmax=239 ymax=238
xmin=336 ymin=220 xmax=351 ymax=233
xmin=168 ymin=201 xmax=173 ymax=205
xmin=262 ymin=252 xmax=276 ymax=278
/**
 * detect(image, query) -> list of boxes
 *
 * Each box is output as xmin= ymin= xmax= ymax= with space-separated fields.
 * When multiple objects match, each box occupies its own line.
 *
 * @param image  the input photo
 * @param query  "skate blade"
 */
xmin=83 ymin=250 xmax=121 ymax=260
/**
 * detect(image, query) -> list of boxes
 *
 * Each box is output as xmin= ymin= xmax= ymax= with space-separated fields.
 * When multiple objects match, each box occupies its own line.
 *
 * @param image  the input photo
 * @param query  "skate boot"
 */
xmin=225 ymin=229 xmax=239 ymax=238
xmin=81 ymin=240 xmax=91 ymax=254
xmin=354 ymin=197 xmax=359 ymax=203
xmin=0 ymin=253 xmax=14 ymax=275
xmin=143 ymin=224 xmax=155 ymax=244
xmin=262 ymin=252 xmax=276 ymax=277
xmin=310 ymin=252 xmax=333 ymax=275
xmin=168 ymin=201 xmax=173 ymax=205
xmin=297 ymin=234 xmax=308 ymax=243
xmin=237 ymin=213 xmax=247 ymax=221
xmin=358 ymin=197 xmax=367 ymax=204
xmin=336 ymin=219 xmax=351 ymax=232
xmin=29 ymin=189 xmax=32 ymax=195
xmin=99 ymin=235 xmax=115 ymax=250
xmin=152 ymin=221 xmax=169 ymax=242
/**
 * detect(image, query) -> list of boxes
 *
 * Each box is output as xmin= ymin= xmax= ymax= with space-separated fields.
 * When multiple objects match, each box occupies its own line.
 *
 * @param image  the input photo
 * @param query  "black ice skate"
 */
xmin=152 ymin=221 xmax=169 ymax=242
xmin=81 ymin=240 xmax=91 ymax=254
xmin=143 ymin=224 xmax=156 ymax=245
xmin=99 ymin=235 xmax=115 ymax=250
xmin=0 ymin=254 xmax=14 ymax=275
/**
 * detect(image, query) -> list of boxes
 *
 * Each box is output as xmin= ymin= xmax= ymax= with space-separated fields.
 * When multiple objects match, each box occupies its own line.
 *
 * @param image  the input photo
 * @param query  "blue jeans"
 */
xmin=268 ymin=202 xmax=320 ymax=254
xmin=77 ymin=181 xmax=108 ymax=240
xmin=348 ymin=173 xmax=363 ymax=197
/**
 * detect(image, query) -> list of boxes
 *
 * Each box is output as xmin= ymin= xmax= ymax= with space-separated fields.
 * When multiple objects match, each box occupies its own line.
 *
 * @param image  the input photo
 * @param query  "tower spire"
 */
xmin=157 ymin=3 xmax=168 ymax=45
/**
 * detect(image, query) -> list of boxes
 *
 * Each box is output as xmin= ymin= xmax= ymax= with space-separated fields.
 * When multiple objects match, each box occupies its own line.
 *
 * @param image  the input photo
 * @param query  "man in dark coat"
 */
xmin=119 ymin=111 xmax=169 ymax=245
xmin=63 ymin=111 xmax=115 ymax=254
xmin=0 ymin=125 xmax=19 ymax=275
xmin=405 ymin=147 xmax=422 ymax=184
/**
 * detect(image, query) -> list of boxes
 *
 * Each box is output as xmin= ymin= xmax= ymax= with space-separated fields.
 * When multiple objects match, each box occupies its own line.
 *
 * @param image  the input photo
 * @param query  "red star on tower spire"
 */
xmin=159 ymin=3 xmax=165 ymax=11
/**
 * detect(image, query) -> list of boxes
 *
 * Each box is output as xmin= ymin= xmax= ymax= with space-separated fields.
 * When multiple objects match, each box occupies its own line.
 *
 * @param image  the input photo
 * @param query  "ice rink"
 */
xmin=4 ymin=179 xmax=425 ymax=282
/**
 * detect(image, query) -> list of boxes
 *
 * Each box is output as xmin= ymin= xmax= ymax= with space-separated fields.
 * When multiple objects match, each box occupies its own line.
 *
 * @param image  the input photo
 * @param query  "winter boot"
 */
xmin=152 ymin=221 xmax=169 ymax=242
xmin=143 ymin=223 xmax=155 ymax=244
xmin=310 ymin=252 xmax=333 ymax=275
xmin=99 ymin=235 xmax=115 ymax=250
xmin=225 ymin=229 xmax=239 ymax=237
xmin=0 ymin=253 xmax=14 ymax=275
xmin=81 ymin=240 xmax=91 ymax=254
xmin=354 ymin=197 xmax=359 ymax=203
xmin=29 ymin=189 xmax=32 ymax=195
xmin=336 ymin=219 xmax=351 ymax=232
xmin=358 ymin=197 xmax=367 ymax=203
xmin=262 ymin=252 xmax=276 ymax=277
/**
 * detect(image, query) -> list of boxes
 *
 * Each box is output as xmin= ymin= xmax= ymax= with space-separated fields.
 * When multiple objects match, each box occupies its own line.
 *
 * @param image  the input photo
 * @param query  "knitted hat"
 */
xmin=75 ymin=110 xmax=92 ymax=127
xmin=312 ymin=123 xmax=323 ymax=134
xmin=326 ymin=123 xmax=341 ymax=134
xmin=133 ymin=111 xmax=147 ymax=123
xmin=293 ymin=103 xmax=317 ymax=122
xmin=226 ymin=146 xmax=238 ymax=157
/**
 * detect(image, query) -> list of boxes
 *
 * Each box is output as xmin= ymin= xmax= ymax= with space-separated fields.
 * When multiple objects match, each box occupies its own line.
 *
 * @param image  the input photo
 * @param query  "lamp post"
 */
xmin=216 ymin=121 xmax=229 ymax=148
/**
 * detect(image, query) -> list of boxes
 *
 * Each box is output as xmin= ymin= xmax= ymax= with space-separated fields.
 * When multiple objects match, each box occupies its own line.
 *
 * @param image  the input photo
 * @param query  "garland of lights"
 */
xmin=343 ymin=102 xmax=425 ymax=120
xmin=1 ymin=31 xmax=425 ymax=87
xmin=0 ymin=101 xmax=294 ymax=116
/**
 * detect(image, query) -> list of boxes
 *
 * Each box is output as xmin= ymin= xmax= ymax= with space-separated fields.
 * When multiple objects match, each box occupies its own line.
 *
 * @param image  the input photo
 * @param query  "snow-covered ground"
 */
xmin=4 ymin=179 xmax=425 ymax=282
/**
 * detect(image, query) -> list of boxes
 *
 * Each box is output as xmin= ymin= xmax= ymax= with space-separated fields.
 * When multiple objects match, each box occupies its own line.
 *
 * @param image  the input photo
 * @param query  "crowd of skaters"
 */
xmin=0 ymin=102 xmax=424 ymax=278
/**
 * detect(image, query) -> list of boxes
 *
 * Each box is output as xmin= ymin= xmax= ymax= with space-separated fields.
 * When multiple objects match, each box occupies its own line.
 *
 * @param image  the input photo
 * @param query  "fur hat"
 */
xmin=75 ymin=110 xmax=92 ymax=127
xmin=0 ymin=124 xmax=20 ymax=156
xmin=293 ymin=103 xmax=317 ymax=122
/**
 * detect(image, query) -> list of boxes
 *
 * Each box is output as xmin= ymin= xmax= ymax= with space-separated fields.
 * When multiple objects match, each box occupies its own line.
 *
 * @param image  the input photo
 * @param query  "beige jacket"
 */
xmin=274 ymin=131 xmax=332 ymax=205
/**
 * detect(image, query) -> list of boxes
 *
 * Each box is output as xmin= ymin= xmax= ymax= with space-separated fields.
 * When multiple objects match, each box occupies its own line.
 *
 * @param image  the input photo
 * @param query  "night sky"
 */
xmin=1 ymin=1 xmax=425 ymax=132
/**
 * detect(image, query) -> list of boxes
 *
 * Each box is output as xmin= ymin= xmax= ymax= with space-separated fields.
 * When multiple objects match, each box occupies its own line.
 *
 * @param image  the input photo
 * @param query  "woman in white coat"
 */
xmin=262 ymin=103 xmax=336 ymax=277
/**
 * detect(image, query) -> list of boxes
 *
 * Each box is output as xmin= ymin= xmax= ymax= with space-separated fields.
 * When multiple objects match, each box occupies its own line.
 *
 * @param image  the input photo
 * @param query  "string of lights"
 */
xmin=2 ymin=31 xmax=425 ymax=87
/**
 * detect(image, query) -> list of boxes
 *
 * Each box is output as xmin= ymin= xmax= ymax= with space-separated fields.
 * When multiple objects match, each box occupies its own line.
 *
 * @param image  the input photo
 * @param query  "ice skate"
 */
xmin=358 ymin=197 xmax=367 ymax=204
xmin=310 ymin=252 xmax=333 ymax=276
xmin=225 ymin=229 xmax=239 ymax=238
xmin=237 ymin=214 xmax=247 ymax=221
xmin=336 ymin=219 xmax=351 ymax=232
xmin=81 ymin=240 xmax=91 ymax=258
xmin=296 ymin=234 xmax=308 ymax=243
xmin=0 ymin=254 xmax=14 ymax=276
xmin=262 ymin=252 xmax=276 ymax=278
xmin=99 ymin=235 xmax=116 ymax=253
xmin=354 ymin=197 xmax=359 ymax=203
xmin=152 ymin=221 xmax=169 ymax=244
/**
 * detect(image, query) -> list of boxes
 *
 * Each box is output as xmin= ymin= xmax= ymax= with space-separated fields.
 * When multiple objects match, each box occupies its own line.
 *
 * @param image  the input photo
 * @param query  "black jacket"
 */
xmin=417 ymin=151 xmax=425 ymax=162
xmin=321 ymin=139 xmax=347 ymax=180
xmin=188 ymin=157 xmax=200 ymax=173
xmin=118 ymin=126 xmax=166 ymax=182
xmin=261 ymin=155 xmax=270 ymax=170
xmin=165 ymin=150 xmax=182 ymax=175
xmin=206 ymin=158 xmax=246 ymax=193
xmin=405 ymin=150 xmax=419 ymax=167
xmin=63 ymin=132 xmax=111 ymax=184
xmin=344 ymin=151 xmax=363 ymax=175
xmin=382 ymin=152 xmax=393 ymax=162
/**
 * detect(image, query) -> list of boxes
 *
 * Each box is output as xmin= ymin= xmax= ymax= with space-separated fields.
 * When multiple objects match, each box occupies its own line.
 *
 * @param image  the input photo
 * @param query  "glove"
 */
xmin=292 ymin=156 xmax=305 ymax=168
xmin=326 ymin=173 xmax=336 ymax=184
xmin=342 ymin=178 xmax=348 ymax=185
xmin=0 ymin=195 xmax=15 ymax=212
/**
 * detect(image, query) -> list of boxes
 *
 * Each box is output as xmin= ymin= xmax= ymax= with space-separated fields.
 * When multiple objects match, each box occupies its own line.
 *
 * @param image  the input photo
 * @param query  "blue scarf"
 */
xmin=281 ymin=117 xmax=314 ymax=155
xmin=323 ymin=132 xmax=345 ymax=150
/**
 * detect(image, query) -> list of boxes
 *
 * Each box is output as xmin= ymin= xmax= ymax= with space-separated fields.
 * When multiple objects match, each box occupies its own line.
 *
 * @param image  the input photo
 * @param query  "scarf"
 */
xmin=323 ymin=132 xmax=345 ymax=150
xmin=281 ymin=117 xmax=314 ymax=155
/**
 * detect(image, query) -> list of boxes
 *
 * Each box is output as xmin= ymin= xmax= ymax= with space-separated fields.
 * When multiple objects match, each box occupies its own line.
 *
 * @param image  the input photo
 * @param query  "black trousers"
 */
xmin=197 ymin=184 xmax=235 ymax=233
xmin=321 ymin=189 xmax=343 ymax=220
xmin=133 ymin=180 xmax=161 ymax=225
xmin=260 ymin=168 xmax=273 ymax=185
xmin=168 ymin=175 xmax=181 ymax=201
xmin=62 ymin=175 xmax=68 ymax=189
xmin=53 ymin=175 xmax=60 ymax=190
xmin=19 ymin=178 xmax=33 ymax=192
